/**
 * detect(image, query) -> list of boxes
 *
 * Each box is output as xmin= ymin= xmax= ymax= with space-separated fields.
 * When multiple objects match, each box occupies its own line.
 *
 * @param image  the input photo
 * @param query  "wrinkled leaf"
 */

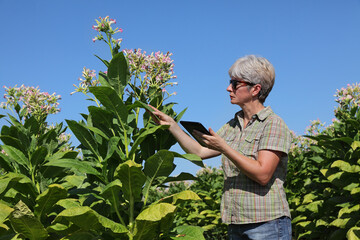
xmin=9 ymin=201 xmax=48 ymax=240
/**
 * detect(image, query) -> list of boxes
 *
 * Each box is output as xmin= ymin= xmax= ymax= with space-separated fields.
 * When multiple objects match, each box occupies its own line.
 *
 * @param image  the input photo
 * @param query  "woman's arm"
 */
xmin=198 ymin=128 xmax=282 ymax=186
xmin=148 ymin=105 xmax=220 ymax=159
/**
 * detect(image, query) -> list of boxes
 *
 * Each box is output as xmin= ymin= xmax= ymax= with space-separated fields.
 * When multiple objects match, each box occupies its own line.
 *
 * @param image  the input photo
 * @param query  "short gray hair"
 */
xmin=228 ymin=55 xmax=275 ymax=103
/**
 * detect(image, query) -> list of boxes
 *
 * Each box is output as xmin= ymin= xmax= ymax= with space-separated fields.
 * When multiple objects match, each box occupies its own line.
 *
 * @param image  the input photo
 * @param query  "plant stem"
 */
xmin=129 ymin=195 xmax=135 ymax=234
xmin=107 ymin=33 xmax=113 ymax=57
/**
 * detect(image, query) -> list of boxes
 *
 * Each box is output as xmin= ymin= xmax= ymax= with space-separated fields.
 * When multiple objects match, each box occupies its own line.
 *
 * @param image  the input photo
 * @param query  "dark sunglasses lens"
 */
xmin=230 ymin=80 xmax=237 ymax=89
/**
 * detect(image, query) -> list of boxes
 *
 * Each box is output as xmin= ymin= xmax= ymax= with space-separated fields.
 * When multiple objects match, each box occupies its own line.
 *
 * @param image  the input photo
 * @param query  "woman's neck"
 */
xmin=241 ymin=101 xmax=265 ymax=123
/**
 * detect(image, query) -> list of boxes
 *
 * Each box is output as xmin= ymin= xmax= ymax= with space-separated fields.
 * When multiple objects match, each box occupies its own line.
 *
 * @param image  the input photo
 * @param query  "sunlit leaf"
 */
xmin=115 ymin=160 xmax=146 ymax=202
xmin=55 ymin=206 xmax=127 ymax=234
xmin=107 ymin=52 xmax=130 ymax=97
xmin=171 ymin=225 xmax=205 ymax=240
xmin=9 ymin=201 xmax=48 ymax=240
xmin=347 ymin=226 xmax=360 ymax=240
xmin=34 ymin=184 xmax=67 ymax=218
xmin=331 ymin=160 xmax=360 ymax=173
xmin=134 ymin=203 xmax=176 ymax=240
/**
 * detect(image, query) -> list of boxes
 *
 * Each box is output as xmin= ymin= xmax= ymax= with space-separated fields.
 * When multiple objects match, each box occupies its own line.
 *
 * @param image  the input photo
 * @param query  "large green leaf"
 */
xmin=101 ymin=179 xmax=125 ymax=225
xmin=115 ymin=160 xmax=146 ymax=202
xmin=331 ymin=160 xmax=360 ymax=173
xmin=128 ymin=125 xmax=169 ymax=158
xmin=55 ymin=198 xmax=81 ymax=209
xmin=23 ymin=116 xmax=40 ymax=134
xmin=30 ymin=146 xmax=48 ymax=166
xmin=0 ymin=150 xmax=14 ymax=172
xmin=87 ymin=126 xmax=110 ymax=141
xmin=45 ymin=159 xmax=101 ymax=177
xmin=104 ymin=136 xmax=125 ymax=161
xmin=157 ymin=190 xmax=201 ymax=205
xmin=171 ymin=225 xmax=205 ymax=240
xmin=34 ymin=184 xmax=67 ymax=218
xmin=173 ymin=152 xmax=204 ymax=167
xmin=87 ymin=106 xmax=114 ymax=129
xmin=9 ymin=201 xmax=48 ymax=240
xmin=164 ymin=172 xmax=198 ymax=183
xmin=0 ymin=135 xmax=23 ymax=152
xmin=142 ymin=150 xmax=176 ymax=204
xmin=55 ymin=206 xmax=128 ymax=234
xmin=133 ymin=203 xmax=176 ymax=240
xmin=329 ymin=218 xmax=351 ymax=228
xmin=0 ymin=202 xmax=14 ymax=222
xmin=347 ymin=226 xmax=360 ymax=240
xmin=101 ymin=179 xmax=123 ymax=207
xmin=66 ymin=120 xmax=100 ymax=157
xmin=107 ymin=52 xmax=130 ymax=97
xmin=1 ymin=145 xmax=28 ymax=168
xmin=338 ymin=204 xmax=360 ymax=219
xmin=0 ymin=173 xmax=35 ymax=197
xmin=89 ymin=86 xmax=128 ymax=125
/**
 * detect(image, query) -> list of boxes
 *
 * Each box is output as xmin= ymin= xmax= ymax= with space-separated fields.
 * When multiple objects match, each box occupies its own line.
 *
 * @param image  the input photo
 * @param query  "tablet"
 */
xmin=180 ymin=121 xmax=210 ymax=137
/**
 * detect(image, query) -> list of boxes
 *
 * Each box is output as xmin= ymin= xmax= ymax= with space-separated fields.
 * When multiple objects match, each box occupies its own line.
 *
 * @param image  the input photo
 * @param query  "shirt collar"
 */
xmin=235 ymin=106 xmax=273 ymax=122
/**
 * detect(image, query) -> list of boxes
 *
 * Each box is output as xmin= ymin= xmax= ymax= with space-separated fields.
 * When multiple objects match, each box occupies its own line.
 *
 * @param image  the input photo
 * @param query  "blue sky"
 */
xmin=1 ymin=0 xmax=360 ymax=176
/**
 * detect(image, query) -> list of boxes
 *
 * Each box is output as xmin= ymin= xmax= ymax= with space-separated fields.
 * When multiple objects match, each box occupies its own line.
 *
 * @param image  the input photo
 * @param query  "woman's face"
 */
xmin=227 ymin=79 xmax=254 ymax=106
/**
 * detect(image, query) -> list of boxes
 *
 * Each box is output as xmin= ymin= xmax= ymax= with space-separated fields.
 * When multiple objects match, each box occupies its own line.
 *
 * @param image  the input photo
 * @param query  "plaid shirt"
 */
xmin=217 ymin=106 xmax=292 ymax=224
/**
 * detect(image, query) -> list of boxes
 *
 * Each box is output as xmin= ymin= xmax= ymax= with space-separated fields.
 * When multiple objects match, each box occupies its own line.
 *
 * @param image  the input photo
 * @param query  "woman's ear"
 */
xmin=252 ymin=84 xmax=262 ymax=97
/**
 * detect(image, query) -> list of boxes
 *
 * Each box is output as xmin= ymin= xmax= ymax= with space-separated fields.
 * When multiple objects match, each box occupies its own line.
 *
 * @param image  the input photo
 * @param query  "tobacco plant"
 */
xmin=62 ymin=16 xmax=205 ymax=239
xmin=0 ymin=86 xmax=80 ymax=239
xmin=286 ymin=83 xmax=360 ymax=240
xmin=0 ymin=16 xmax=206 ymax=240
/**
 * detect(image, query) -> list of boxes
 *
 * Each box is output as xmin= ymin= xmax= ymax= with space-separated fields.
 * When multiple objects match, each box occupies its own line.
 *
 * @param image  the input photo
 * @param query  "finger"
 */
xmin=209 ymin=127 xmax=216 ymax=136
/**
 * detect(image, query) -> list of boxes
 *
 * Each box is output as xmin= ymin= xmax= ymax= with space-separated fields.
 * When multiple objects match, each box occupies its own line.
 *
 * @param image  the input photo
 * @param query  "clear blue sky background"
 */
xmin=1 ymin=0 xmax=360 ymax=176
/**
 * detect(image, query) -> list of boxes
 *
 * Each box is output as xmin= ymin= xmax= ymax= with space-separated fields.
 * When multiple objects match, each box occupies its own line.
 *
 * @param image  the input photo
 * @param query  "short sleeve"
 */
xmin=258 ymin=116 xmax=292 ymax=154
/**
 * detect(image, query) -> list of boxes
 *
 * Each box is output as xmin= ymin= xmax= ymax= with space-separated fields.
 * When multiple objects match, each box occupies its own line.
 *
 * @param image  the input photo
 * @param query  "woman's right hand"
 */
xmin=148 ymin=105 xmax=177 ymax=129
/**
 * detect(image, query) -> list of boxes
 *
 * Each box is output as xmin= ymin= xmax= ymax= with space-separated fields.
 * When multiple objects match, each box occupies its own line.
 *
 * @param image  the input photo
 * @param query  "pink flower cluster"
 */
xmin=290 ymin=83 xmax=360 ymax=155
xmin=92 ymin=16 xmax=123 ymax=49
xmin=1 ymin=85 xmax=61 ymax=120
xmin=71 ymin=67 xmax=99 ymax=95
xmin=334 ymin=83 xmax=360 ymax=119
xmin=123 ymin=48 xmax=178 ymax=100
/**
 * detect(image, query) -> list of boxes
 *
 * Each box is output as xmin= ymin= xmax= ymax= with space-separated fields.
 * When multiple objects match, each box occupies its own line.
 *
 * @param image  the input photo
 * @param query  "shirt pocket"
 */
xmin=224 ymin=134 xmax=236 ymax=144
xmin=240 ymin=133 xmax=261 ymax=159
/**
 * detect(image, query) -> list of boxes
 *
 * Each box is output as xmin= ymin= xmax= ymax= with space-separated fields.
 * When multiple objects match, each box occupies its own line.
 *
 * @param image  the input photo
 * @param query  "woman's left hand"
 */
xmin=192 ymin=128 xmax=227 ymax=153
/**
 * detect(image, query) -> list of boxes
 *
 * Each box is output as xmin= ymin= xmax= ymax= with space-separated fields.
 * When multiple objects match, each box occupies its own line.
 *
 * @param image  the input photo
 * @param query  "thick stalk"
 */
xmin=129 ymin=195 xmax=135 ymax=234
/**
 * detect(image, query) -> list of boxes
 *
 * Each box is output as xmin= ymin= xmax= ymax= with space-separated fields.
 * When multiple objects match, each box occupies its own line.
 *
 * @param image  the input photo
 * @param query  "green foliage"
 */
xmin=148 ymin=166 xmax=227 ymax=240
xmin=0 ymin=16 xmax=206 ymax=240
xmin=65 ymin=49 xmax=204 ymax=239
xmin=0 ymin=101 xmax=82 ymax=238
xmin=286 ymin=84 xmax=360 ymax=239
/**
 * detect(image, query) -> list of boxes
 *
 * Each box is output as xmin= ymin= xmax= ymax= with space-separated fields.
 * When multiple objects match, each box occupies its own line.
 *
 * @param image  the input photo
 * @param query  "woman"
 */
xmin=149 ymin=55 xmax=292 ymax=240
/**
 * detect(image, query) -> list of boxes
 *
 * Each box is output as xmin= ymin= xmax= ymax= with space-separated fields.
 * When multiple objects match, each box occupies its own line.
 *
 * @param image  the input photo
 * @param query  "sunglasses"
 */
xmin=229 ymin=79 xmax=255 ymax=89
